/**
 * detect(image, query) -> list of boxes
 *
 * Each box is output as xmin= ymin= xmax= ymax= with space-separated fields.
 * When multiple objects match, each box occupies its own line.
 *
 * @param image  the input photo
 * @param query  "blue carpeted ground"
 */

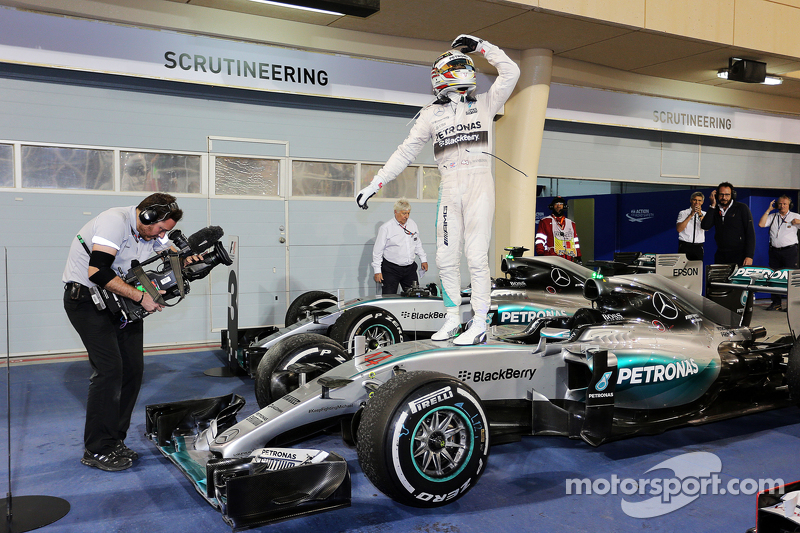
xmin=2 ymin=348 xmax=800 ymax=533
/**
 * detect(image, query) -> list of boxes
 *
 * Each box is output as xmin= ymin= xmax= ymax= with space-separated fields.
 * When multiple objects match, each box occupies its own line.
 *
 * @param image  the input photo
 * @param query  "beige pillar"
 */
xmin=495 ymin=49 xmax=552 ymax=269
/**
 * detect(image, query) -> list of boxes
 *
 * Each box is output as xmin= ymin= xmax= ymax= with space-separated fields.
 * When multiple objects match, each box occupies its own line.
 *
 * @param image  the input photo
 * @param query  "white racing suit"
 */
xmin=370 ymin=42 xmax=520 ymax=320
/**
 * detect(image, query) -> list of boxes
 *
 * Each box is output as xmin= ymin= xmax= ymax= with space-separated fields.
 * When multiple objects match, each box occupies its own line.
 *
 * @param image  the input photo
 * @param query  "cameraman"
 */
xmin=62 ymin=193 xmax=184 ymax=472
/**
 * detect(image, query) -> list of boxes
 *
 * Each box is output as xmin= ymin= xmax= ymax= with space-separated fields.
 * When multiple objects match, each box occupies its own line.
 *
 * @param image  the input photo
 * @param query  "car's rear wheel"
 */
xmin=329 ymin=305 xmax=403 ymax=356
xmin=356 ymin=371 xmax=489 ymax=508
xmin=284 ymin=291 xmax=337 ymax=326
xmin=787 ymin=337 xmax=800 ymax=403
xmin=254 ymin=333 xmax=349 ymax=409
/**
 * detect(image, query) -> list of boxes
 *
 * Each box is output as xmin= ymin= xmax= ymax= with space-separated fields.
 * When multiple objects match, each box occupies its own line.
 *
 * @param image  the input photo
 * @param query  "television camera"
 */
xmin=91 ymin=226 xmax=232 ymax=323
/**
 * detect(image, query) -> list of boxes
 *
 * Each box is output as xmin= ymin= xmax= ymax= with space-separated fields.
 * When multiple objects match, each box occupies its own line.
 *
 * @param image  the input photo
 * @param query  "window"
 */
xmin=22 ymin=145 xmax=112 ymax=190
xmin=422 ymin=166 xmax=441 ymax=200
xmin=0 ymin=144 xmax=12 ymax=188
xmin=121 ymin=151 xmax=201 ymax=193
xmin=361 ymin=164 xmax=417 ymax=199
xmin=215 ymin=157 xmax=280 ymax=196
xmin=292 ymin=161 xmax=354 ymax=197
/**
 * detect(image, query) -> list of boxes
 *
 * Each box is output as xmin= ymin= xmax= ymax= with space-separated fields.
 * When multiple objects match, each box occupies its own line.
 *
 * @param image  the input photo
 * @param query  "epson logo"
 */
xmin=409 ymin=386 xmax=453 ymax=413
xmin=602 ymin=313 xmax=623 ymax=321
xmin=672 ymin=267 xmax=699 ymax=277
xmin=499 ymin=310 xmax=568 ymax=323
xmin=618 ymin=359 xmax=699 ymax=385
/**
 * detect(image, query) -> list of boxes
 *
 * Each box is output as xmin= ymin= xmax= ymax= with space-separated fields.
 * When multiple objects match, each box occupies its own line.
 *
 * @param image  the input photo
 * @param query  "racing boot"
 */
xmin=431 ymin=313 xmax=461 ymax=341
xmin=454 ymin=317 xmax=487 ymax=346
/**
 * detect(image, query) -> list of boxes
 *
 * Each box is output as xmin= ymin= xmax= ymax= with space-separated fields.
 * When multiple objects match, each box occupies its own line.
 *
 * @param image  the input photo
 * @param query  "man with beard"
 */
xmin=700 ymin=182 xmax=755 ymax=266
xmin=535 ymin=196 xmax=581 ymax=262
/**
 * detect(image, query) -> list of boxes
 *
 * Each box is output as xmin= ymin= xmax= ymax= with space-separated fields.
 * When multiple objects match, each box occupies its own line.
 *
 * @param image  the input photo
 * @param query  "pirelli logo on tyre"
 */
xmin=408 ymin=385 xmax=453 ymax=413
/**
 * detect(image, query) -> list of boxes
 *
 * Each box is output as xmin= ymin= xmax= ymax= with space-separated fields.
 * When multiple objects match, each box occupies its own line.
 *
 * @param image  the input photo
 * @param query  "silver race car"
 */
xmin=147 ymin=262 xmax=797 ymax=529
xmin=228 ymin=251 xmax=702 ymax=408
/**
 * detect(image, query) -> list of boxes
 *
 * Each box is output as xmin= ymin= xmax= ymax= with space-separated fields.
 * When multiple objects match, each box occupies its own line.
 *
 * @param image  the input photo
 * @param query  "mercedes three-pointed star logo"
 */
xmin=652 ymin=292 xmax=679 ymax=320
xmin=551 ymin=268 xmax=570 ymax=287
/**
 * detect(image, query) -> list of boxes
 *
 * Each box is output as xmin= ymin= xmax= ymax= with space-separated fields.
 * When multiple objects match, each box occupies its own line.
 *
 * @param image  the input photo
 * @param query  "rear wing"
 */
xmin=705 ymin=264 xmax=800 ymax=339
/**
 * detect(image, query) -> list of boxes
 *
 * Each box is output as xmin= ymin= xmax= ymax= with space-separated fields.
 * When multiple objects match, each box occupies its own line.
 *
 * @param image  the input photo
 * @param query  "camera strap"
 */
xmin=128 ymin=252 xmax=186 ymax=307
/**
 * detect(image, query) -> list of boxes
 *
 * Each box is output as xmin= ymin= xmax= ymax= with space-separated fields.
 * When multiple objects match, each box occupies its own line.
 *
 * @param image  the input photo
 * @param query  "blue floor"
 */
xmin=2 ymin=348 xmax=799 ymax=533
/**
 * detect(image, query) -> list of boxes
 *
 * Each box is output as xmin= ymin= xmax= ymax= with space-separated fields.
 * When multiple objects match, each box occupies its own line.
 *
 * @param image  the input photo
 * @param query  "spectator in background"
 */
xmin=758 ymin=194 xmax=800 ymax=310
xmin=372 ymin=198 xmax=428 ymax=294
xmin=676 ymin=191 xmax=707 ymax=261
xmin=701 ymin=182 xmax=755 ymax=266
xmin=535 ymin=196 xmax=581 ymax=262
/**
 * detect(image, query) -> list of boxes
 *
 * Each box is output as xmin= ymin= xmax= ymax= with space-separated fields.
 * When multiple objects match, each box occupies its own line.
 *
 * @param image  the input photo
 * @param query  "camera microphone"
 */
xmin=187 ymin=226 xmax=225 ymax=254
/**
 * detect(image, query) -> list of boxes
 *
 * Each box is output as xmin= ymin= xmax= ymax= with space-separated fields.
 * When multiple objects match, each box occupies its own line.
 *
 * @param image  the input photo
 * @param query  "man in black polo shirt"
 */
xmin=701 ymin=182 xmax=755 ymax=266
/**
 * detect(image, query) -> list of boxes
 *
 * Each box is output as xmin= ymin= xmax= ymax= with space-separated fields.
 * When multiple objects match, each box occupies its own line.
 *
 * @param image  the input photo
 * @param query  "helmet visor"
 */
xmin=439 ymin=58 xmax=474 ymax=75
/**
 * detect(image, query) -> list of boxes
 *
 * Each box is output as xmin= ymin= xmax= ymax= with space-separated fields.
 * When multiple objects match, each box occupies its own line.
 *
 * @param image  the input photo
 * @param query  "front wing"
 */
xmin=145 ymin=394 xmax=350 ymax=530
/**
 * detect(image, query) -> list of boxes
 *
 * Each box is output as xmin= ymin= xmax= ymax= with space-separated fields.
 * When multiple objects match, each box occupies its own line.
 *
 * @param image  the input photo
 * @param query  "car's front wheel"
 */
xmin=329 ymin=305 xmax=403 ymax=356
xmin=253 ymin=333 xmax=349 ymax=408
xmin=356 ymin=371 xmax=489 ymax=508
xmin=284 ymin=291 xmax=337 ymax=326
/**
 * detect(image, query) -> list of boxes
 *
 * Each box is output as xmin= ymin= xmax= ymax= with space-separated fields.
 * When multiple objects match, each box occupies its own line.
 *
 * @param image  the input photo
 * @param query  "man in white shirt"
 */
xmin=676 ymin=191 xmax=707 ymax=261
xmin=758 ymin=194 xmax=800 ymax=310
xmin=372 ymin=198 xmax=428 ymax=294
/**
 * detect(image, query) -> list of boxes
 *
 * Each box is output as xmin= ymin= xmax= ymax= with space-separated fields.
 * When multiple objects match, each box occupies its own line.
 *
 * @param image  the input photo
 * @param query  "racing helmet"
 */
xmin=431 ymin=50 xmax=476 ymax=98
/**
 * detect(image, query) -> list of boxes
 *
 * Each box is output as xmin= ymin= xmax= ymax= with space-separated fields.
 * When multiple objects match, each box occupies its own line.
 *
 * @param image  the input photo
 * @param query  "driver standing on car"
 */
xmin=355 ymin=34 xmax=520 ymax=345
xmin=62 ymin=193 xmax=182 ymax=472
xmin=535 ymin=196 xmax=581 ymax=263
xmin=372 ymin=198 xmax=428 ymax=294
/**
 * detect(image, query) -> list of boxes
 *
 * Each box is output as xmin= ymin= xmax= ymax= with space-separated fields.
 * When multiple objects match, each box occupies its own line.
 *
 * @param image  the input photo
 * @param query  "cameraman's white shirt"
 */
xmin=62 ymin=206 xmax=170 ymax=286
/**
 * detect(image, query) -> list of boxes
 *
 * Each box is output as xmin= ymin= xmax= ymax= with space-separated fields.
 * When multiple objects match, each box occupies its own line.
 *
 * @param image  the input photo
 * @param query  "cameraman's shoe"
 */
xmin=454 ymin=320 xmax=487 ymax=346
xmin=114 ymin=441 xmax=139 ymax=461
xmin=431 ymin=314 xmax=461 ymax=341
xmin=81 ymin=448 xmax=133 ymax=472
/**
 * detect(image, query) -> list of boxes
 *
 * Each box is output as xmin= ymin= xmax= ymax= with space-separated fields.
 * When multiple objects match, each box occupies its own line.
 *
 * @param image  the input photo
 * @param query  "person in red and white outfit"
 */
xmin=535 ymin=196 xmax=581 ymax=262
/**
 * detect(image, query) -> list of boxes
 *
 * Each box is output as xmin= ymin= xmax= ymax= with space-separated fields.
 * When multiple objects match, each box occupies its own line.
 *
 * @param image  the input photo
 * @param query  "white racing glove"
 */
xmin=451 ymin=34 xmax=484 ymax=54
xmin=356 ymin=178 xmax=383 ymax=210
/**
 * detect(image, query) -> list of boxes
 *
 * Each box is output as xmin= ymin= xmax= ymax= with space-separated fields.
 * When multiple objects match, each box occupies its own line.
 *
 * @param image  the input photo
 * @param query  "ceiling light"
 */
xmin=245 ymin=0 xmax=344 ymax=15
xmin=244 ymin=0 xmax=380 ymax=17
xmin=717 ymin=58 xmax=782 ymax=85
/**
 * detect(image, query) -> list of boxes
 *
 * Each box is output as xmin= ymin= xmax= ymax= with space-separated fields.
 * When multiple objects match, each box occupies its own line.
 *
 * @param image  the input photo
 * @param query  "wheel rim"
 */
xmin=363 ymin=324 xmax=395 ymax=350
xmin=410 ymin=406 xmax=473 ymax=482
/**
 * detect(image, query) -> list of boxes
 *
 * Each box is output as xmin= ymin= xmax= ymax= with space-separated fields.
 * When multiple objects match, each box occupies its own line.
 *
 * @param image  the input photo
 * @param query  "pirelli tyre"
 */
xmin=254 ymin=333 xmax=349 ymax=409
xmin=284 ymin=291 xmax=337 ymax=326
xmin=787 ymin=337 xmax=800 ymax=403
xmin=356 ymin=371 xmax=489 ymax=508
xmin=329 ymin=305 xmax=404 ymax=356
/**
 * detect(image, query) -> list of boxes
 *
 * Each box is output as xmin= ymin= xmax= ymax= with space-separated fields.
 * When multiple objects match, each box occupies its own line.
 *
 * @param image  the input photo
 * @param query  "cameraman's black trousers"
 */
xmin=64 ymin=286 xmax=144 ymax=455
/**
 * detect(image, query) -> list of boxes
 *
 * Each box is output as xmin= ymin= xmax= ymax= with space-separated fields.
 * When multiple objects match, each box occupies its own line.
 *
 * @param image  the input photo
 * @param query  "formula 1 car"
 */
xmin=147 ymin=262 xmax=800 ymax=529
xmin=226 ymin=251 xmax=702 ymax=408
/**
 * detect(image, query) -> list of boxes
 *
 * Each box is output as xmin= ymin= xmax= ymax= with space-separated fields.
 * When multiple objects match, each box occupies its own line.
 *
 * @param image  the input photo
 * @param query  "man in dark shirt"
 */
xmin=700 ymin=182 xmax=755 ymax=266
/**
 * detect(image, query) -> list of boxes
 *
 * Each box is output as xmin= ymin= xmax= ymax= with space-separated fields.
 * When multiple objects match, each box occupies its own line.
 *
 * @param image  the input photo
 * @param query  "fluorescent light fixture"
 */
xmin=762 ymin=76 xmax=783 ymax=85
xmin=245 ymin=0 xmax=344 ymax=16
